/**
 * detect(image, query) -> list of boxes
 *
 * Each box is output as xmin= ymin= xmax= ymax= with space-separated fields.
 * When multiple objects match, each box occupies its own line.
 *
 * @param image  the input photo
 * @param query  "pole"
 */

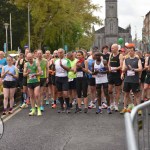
xmin=10 ymin=13 xmax=12 ymax=51
xmin=6 ymin=27 xmax=8 ymax=53
xmin=28 ymin=3 xmax=31 ymax=50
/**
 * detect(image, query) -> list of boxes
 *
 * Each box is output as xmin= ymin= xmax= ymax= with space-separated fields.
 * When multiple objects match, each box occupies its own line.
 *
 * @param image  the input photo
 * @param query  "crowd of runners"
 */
xmin=0 ymin=43 xmax=150 ymax=116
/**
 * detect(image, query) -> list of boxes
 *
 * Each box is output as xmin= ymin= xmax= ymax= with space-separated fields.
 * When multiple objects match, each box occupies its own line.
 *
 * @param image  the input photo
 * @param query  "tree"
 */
xmin=12 ymin=0 xmax=102 ymax=51
xmin=0 ymin=0 xmax=28 ymax=51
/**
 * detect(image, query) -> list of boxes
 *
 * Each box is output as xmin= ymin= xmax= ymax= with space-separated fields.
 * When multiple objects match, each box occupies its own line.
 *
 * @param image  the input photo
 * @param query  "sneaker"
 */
xmin=58 ymin=108 xmax=65 ymax=113
xmin=52 ymin=104 xmax=57 ymax=109
xmin=81 ymin=101 xmax=84 ymax=105
xmin=84 ymin=108 xmax=88 ymax=113
xmin=96 ymin=108 xmax=102 ymax=114
xmin=40 ymin=106 xmax=44 ymax=112
xmin=8 ymin=109 xmax=13 ymax=114
xmin=101 ymin=102 xmax=108 ymax=109
xmin=120 ymin=108 xmax=127 ymax=114
xmin=72 ymin=99 xmax=76 ymax=105
xmin=46 ymin=100 xmax=49 ymax=105
xmin=110 ymin=104 xmax=115 ymax=111
xmin=66 ymin=108 xmax=71 ymax=114
xmin=37 ymin=108 xmax=42 ymax=116
xmin=75 ymin=108 xmax=82 ymax=113
xmin=138 ymin=110 xmax=142 ymax=116
xmin=26 ymin=99 xmax=30 ymax=105
xmin=2 ymin=111 xmax=7 ymax=115
xmin=20 ymin=103 xmax=28 ymax=109
xmin=107 ymin=107 xmax=112 ymax=114
xmin=29 ymin=108 xmax=36 ymax=116
xmin=88 ymin=103 xmax=96 ymax=109
xmin=114 ymin=105 xmax=119 ymax=112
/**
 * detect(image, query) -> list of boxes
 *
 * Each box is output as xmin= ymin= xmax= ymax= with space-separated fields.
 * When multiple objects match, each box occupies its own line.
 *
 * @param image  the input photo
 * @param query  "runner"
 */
xmin=23 ymin=53 xmax=42 ymax=116
xmin=54 ymin=48 xmax=71 ymax=113
xmin=75 ymin=51 xmax=89 ymax=113
xmin=1 ymin=56 xmax=18 ymax=115
xmin=45 ymin=50 xmax=52 ymax=105
xmin=144 ymin=54 xmax=150 ymax=100
xmin=108 ymin=44 xmax=123 ymax=111
xmin=49 ymin=50 xmax=58 ymax=108
xmin=120 ymin=44 xmax=142 ymax=114
xmin=15 ymin=53 xmax=26 ymax=107
xmin=36 ymin=50 xmax=49 ymax=111
xmin=87 ymin=49 xmax=97 ymax=109
xmin=0 ymin=51 xmax=7 ymax=94
xmin=67 ymin=52 xmax=78 ymax=108
xmin=92 ymin=52 xmax=112 ymax=114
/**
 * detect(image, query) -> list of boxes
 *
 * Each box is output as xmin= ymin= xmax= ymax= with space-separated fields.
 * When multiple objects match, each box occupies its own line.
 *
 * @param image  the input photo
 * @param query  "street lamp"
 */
xmin=4 ymin=23 xmax=9 ymax=53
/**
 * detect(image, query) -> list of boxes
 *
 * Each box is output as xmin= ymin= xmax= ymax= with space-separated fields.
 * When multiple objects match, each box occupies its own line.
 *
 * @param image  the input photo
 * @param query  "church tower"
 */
xmin=105 ymin=0 xmax=118 ymax=45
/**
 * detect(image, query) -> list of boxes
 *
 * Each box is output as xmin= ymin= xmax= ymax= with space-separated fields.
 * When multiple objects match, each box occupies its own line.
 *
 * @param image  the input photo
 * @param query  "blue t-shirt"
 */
xmin=0 ymin=58 xmax=7 ymax=73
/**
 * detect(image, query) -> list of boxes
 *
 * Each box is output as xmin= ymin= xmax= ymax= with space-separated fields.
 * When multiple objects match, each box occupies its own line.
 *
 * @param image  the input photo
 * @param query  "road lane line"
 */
xmin=3 ymin=108 xmax=22 ymax=122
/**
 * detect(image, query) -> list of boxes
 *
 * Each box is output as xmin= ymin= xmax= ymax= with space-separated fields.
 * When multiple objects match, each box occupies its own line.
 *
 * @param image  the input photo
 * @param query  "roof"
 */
xmin=95 ymin=26 xmax=130 ymax=34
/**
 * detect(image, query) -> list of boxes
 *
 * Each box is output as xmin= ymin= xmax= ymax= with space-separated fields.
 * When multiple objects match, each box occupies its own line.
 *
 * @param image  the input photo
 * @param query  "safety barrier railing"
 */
xmin=124 ymin=100 xmax=150 ymax=150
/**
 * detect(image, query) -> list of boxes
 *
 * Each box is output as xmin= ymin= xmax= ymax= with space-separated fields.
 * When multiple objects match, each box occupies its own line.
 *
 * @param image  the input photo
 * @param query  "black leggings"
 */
xmin=76 ymin=77 xmax=88 ymax=98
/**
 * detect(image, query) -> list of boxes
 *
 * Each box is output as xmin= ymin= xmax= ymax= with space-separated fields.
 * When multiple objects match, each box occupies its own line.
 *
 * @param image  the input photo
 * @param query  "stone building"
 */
xmin=93 ymin=0 xmax=132 ymax=50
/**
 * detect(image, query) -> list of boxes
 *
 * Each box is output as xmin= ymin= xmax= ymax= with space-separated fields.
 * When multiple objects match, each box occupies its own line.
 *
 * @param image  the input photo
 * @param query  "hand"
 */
xmin=60 ymin=59 xmax=62 ymax=66
xmin=76 ymin=63 xmax=82 ymax=68
xmin=92 ymin=71 xmax=99 ymax=75
xmin=121 ymin=73 xmax=124 ymax=80
xmin=7 ymin=72 xmax=13 ymax=76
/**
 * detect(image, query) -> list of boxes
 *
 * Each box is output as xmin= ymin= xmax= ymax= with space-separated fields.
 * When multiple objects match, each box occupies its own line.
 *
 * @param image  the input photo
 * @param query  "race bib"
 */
xmin=77 ymin=71 xmax=83 ymax=77
xmin=68 ymin=78 xmax=74 ymax=82
xmin=127 ymin=70 xmax=135 ymax=76
xmin=111 ymin=67 xmax=117 ymax=72
xmin=5 ymin=76 xmax=13 ymax=81
xmin=29 ymin=73 xmax=36 ymax=80
xmin=97 ymin=73 xmax=104 ymax=77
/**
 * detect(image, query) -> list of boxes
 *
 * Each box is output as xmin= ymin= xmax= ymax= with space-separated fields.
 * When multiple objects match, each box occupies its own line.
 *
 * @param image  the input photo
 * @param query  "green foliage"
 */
xmin=0 ymin=0 xmax=28 ymax=51
xmin=8 ymin=0 xmax=102 ymax=52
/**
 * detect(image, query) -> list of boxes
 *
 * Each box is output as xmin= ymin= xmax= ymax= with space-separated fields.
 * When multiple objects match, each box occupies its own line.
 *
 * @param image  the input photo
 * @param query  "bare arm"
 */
xmin=23 ymin=63 xmax=28 ymax=77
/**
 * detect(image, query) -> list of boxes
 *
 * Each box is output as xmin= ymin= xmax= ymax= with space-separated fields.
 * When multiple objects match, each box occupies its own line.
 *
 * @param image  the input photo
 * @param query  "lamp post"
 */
xmin=4 ymin=23 xmax=9 ymax=54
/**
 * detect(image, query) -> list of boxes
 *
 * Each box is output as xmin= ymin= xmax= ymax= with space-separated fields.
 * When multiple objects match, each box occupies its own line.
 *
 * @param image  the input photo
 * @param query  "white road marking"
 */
xmin=1 ymin=105 xmax=23 ymax=122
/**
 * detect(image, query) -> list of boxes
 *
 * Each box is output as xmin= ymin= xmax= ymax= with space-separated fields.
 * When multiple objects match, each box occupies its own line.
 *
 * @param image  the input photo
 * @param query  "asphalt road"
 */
xmin=0 ymin=105 xmax=127 ymax=150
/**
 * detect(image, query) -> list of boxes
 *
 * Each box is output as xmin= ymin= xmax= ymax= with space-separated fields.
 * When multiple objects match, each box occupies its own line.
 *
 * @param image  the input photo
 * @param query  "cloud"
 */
xmin=92 ymin=0 xmax=150 ymax=39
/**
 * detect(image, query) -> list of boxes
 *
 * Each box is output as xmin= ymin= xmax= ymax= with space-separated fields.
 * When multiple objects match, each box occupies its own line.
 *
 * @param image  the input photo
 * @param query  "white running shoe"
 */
xmin=114 ymin=105 xmax=119 ymax=112
xmin=110 ymin=104 xmax=115 ymax=111
xmin=101 ymin=102 xmax=108 ymax=109
xmin=88 ymin=103 xmax=96 ymax=109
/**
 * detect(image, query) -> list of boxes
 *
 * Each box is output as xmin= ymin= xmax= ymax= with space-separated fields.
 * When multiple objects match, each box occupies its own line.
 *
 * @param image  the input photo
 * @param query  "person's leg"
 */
xmin=9 ymin=88 xmax=16 ymax=107
xmin=108 ymin=84 xmax=114 ymax=105
xmin=103 ymin=84 xmax=110 ymax=107
xmin=96 ymin=84 xmax=102 ymax=114
xmin=82 ymin=79 xmax=88 ymax=109
xmin=3 ymin=88 xmax=9 ymax=114
xmin=34 ymin=85 xmax=42 ymax=116
xmin=114 ymin=85 xmax=121 ymax=110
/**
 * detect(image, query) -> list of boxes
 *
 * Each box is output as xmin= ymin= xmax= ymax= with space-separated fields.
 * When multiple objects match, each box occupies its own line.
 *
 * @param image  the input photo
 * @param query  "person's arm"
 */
xmin=1 ymin=67 xmax=8 ymax=78
xmin=12 ymin=67 xmax=18 ymax=79
xmin=145 ymin=57 xmax=149 ymax=70
xmin=46 ymin=60 xmax=49 ymax=78
xmin=134 ymin=59 xmax=142 ymax=72
xmin=60 ymin=59 xmax=71 ymax=71
xmin=108 ymin=53 xmax=111 ymax=72
xmin=117 ymin=54 xmax=123 ymax=70
xmin=23 ymin=63 xmax=29 ymax=77
xmin=81 ymin=60 xmax=88 ymax=73
xmin=36 ymin=62 xmax=42 ymax=76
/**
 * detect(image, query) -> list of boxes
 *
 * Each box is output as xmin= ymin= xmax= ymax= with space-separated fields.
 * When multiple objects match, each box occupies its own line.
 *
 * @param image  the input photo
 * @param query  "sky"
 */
xmin=91 ymin=0 xmax=150 ymax=40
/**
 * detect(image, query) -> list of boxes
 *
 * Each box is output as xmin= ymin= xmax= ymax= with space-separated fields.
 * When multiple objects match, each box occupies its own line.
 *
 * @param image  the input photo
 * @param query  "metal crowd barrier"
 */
xmin=125 ymin=100 xmax=150 ymax=150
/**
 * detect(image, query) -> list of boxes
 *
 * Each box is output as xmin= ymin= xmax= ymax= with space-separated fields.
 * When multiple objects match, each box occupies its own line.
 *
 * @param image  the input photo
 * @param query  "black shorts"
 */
xmin=88 ymin=78 xmax=96 ymax=86
xmin=145 ymin=75 xmax=150 ymax=84
xmin=123 ymin=82 xmax=140 ymax=93
xmin=51 ymin=75 xmax=56 ymax=86
xmin=23 ymin=77 xmax=27 ymax=86
xmin=27 ymin=82 xmax=40 ymax=89
xmin=108 ymin=74 xmax=122 ymax=86
xmin=68 ymin=78 xmax=76 ymax=90
xmin=55 ymin=76 xmax=69 ymax=92
xmin=96 ymin=83 xmax=108 ymax=89
xmin=3 ymin=81 xmax=16 ymax=88
xmin=40 ymin=78 xmax=47 ymax=87
xmin=17 ymin=77 xmax=23 ymax=89
xmin=48 ymin=75 xmax=52 ymax=85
